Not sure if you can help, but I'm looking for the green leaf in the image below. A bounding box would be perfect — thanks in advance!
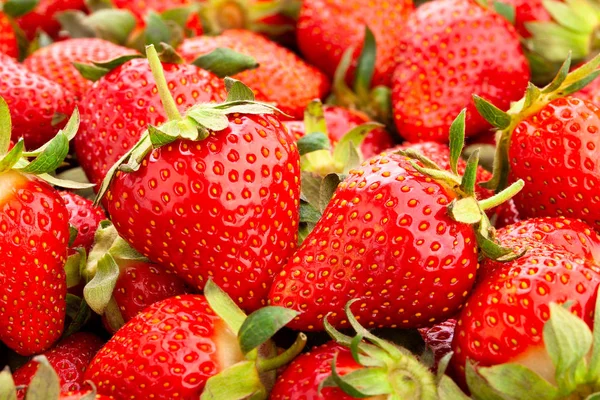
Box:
[159,118,201,141]
[103,297,125,333]
[448,197,482,225]
[299,202,322,224]
[73,62,110,82]
[561,70,600,96]
[542,54,571,94]
[2,0,39,18]
[144,11,172,47]
[329,354,371,398]
[465,361,508,400]
[64,249,85,288]
[0,97,12,155]
[83,253,120,315]
[588,288,600,379]
[332,122,382,171]
[297,132,330,156]
[204,279,247,334]
[149,125,178,147]
[0,367,17,400]
[460,149,480,195]
[476,229,522,262]
[200,361,263,400]
[479,363,559,400]
[522,83,542,113]
[330,367,391,397]
[354,25,376,98]
[493,1,516,24]
[586,394,600,400]
[224,78,255,102]
[0,139,24,173]
[59,9,137,45]
[438,375,471,400]
[192,48,258,78]
[161,5,197,28]
[473,95,512,130]
[304,100,327,136]
[64,294,92,337]
[25,357,60,400]
[24,108,80,157]
[36,173,96,190]
[19,132,69,175]
[448,109,466,175]
[92,54,142,71]
[186,107,230,132]
[543,0,594,33]
[238,306,298,354]
[301,172,341,214]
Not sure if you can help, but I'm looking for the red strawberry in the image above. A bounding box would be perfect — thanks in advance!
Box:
[392,0,529,142]
[285,105,395,159]
[75,58,226,186]
[269,112,524,331]
[296,0,414,87]
[59,191,106,252]
[85,283,305,399]
[418,319,456,374]
[476,56,600,231]
[0,12,18,58]
[14,0,86,40]
[0,52,75,149]
[483,0,551,38]
[12,332,104,398]
[177,30,331,119]
[23,38,138,100]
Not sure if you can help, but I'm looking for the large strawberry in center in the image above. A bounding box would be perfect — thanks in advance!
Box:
[96,45,301,312]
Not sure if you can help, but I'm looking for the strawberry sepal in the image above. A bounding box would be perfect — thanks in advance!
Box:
[57,9,137,46]
[192,47,259,78]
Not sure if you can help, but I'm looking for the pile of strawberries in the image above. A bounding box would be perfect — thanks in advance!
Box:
[2,0,600,399]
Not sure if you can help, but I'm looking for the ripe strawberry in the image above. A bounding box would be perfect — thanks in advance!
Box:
[14,0,86,40]
[23,38,138,100]
[296,0,413,87]
[12,332,104,398]
[75,58,226,186]
[85,282,305,399]
[285,105,395,159]
[269,111,524,331]
[482,0,551,38]
[476,55,600,231]
[418,319,456,374]
[392,0,529,142]
[177,30,331,119]
[59,191,106,252]
[0,12,18,58]
[0,52,75,149]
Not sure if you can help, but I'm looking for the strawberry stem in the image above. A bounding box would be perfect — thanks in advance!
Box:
[478,179,525,211]
[145,45,182,121]
[256,333,307,373]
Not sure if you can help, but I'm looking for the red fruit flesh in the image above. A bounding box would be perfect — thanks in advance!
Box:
[59,191,106,252]
[507,97,600,230]
[296,0,414,87]
[13,332,104,398]
[23,39,137,100]
[0,12,18,58]
[418,319,456,373]
[85,295,244,400]
[269,342,362,400]
[75,58,227,186]
[0,53,75,149]
[269,152,479,331]
[105,114,300,312]
[177,30,331,119]
[0,171,69,355]
[392,0,529,142]
[16,0,86,40]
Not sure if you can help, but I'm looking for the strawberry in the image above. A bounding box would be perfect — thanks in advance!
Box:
[296,0,413,87]
[74,57,227,186]
[85,281,305,399]
[481,0,551,38]
[12,332,104,398]
[59,191,106,252]
[475,55,600,231]
[285,105,395,159]
[269,111,525,331]
[0,52,75,149]
[0,101,92,356]
[94,45,301,311]
[0,11,18,58]
[12,0,86,40]
[23,38,138,100]
[177,30,331,119]
[418,319,456,374]
[391,0,529,142]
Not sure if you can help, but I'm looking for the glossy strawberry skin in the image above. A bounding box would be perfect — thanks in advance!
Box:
[418,319,456,373]
[177,30,331,119]
[0,12,18,58]
[507,96,600,231]
[269,152,479,331]
[284,105,395,158]
[24,39,137,100]
[75,59,226,186]
[59,192,106,252]
[107,260,188,332]
[269,342,361,400]
[495,0,551,38]
[13,332,104,398]
[296,0,414,87]
[105,114,300,311]
[451,244,600,386]
[392,0,529,142]
[0,53,75,149]
[0,172,69,356]
[85,295,242,400]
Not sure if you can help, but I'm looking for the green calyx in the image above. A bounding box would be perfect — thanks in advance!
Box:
[57,8,137,45]
[1,0,39,18]
[475,52,600,193]
[397,109,525,262]
[201,280,306,400]
[0,97,94,189]
[467,288,600,400]
[328,26,394,131]
[95,44,282,204]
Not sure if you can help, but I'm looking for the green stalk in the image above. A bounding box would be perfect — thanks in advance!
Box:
[478,179,525,211]
[145,45,182,121]
[256,333,307,372]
